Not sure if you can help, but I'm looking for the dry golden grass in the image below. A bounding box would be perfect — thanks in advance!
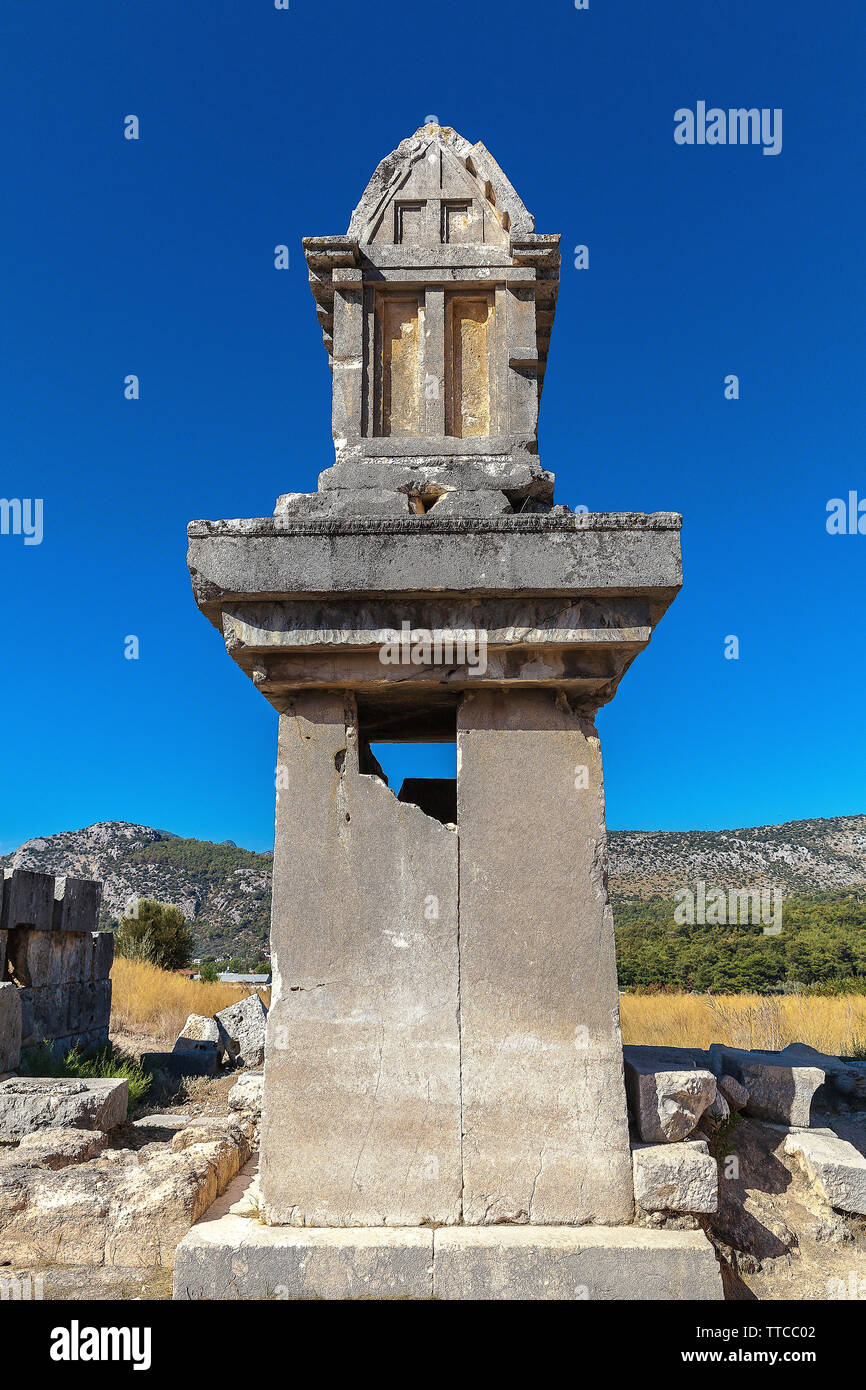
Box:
[110,957,270,1049]
[620,992,866,1056]
[111,958,866,1059]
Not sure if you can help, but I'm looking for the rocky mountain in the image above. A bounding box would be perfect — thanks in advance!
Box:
[607,816,866,897]
[3,815,865,956]
[0,823,272,959]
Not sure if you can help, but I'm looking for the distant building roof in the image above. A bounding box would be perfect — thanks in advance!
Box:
[218,972,271,985]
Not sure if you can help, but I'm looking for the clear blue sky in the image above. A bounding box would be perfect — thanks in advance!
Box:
[1,0,863,853]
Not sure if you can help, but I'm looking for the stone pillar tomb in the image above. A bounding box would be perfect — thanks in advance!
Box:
[175,125,721,1300]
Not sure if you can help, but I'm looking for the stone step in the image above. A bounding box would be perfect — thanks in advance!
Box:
[173,1220,722,1301]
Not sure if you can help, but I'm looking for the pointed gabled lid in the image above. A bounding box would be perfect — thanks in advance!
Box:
[347,124,535,245]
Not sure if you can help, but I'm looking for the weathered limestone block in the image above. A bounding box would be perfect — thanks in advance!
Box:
[30,985,69,1041]
[174,1219,435,1300]
[143,1049,220,1079]
[15,1126,108,1169]
[91,931,115,980]
[632,1140,719,1214]
[427,489,513,516]
[52,876,102,933]
[316,456,543,497]
[215,994,268,1068]
[432,1226,723,1301]
[0,983,22,1072]
[59,932,88,983]
[457,689,634,1225]
[2,870,55,931]
[7,929,53,988]
[71,979,106,1036]
[0,1077,128,1141]
[260,692,462,1227]
[709,1045,824,1126]
[274,488,412,519]
[718,1073,750,1112]
[780,1042,866,1099]
[706,1090,730,1122]
[627,1070,717,1144]
[17,987,35,1047]
[783,1131,866,1215]
[174,1013,226,1064]
[228,1072,263,1119]
[0,1118,252,1267]
[90,977,112,1032]
[624,1048,717,1143]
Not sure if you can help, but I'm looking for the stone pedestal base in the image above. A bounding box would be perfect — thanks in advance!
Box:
[173,1200,722,1301]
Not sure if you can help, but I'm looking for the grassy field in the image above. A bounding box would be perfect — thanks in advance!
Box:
[110,957,270,1047]
[110,957,866,1059]
[620,992,866,1057]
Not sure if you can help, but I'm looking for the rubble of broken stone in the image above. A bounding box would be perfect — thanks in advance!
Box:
[141,992,267,1079]
[623,1041,866,1230]
[0,995,266,1269]
[0,1074,257,1268]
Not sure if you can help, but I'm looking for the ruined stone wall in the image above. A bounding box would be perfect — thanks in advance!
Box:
[0,869,113,1068]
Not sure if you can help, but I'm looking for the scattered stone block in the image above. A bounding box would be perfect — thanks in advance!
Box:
[783,1130,866,1215]
[706,1090,730,1122]
[0,1117,252,1267]
[780,1042,866,1099]
[15,1126,108,1169]
[718,1073,749,1112]
[142,1050,219,1079]
[0,983,22,1072]
[624,1047,717,1143]
[709,1044,824,1126]
[633,1139,719,1214]
[174,1014,226,1064]
[0,1077,128,1141]
[228,1072,263,1119]
[215,994,267,1069]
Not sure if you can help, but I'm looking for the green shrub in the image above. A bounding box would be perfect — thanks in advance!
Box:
[115,898,195,972]
[19,1041,151,1115]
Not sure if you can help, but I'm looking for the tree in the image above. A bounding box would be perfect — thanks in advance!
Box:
[198,960,219,982]
[115,899,194,972]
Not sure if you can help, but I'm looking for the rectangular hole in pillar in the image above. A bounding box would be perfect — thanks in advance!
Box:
[357,699,457,827]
